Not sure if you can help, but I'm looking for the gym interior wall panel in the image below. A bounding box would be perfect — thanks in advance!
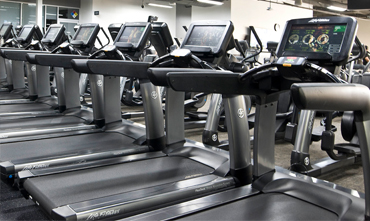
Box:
[79,0,93,24]
[231,0,313,42]
[355,19,370,49]
[90,0,176,44]
[176,4,191,40]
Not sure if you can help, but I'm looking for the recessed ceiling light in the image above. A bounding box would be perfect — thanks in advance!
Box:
[147,3,173,8]
[327,6,346,12]
[197,0,224,6]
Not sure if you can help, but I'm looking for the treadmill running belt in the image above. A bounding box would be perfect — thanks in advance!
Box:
[0,115,85,130]
[23,156,214,215]
[0,103,53,112]
[178,193,338,220]
[0,132,134,162]
[0,93,25,100]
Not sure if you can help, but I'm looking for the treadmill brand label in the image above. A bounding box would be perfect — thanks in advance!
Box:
[0,134,8,139]
[22,163,50,170]
[31,65,36,72]
[85,209,120,220]
[237,108,245,118]
[97,80,103,87]
[151,91,158,99]
[308,19,330,23]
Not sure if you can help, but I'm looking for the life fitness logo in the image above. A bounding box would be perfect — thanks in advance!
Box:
[308,19,330,23]
[71,10,78,19]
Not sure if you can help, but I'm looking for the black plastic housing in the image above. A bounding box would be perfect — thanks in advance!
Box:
[0,22,13,41]
[41,24,66,50]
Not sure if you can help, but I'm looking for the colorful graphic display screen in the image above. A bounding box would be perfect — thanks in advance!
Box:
[118,26,146,44]
[284,24,347,54]
[185,25,226,47]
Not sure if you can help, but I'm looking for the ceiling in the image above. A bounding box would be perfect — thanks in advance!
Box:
[293,0,370,19]
[155,0,370,19]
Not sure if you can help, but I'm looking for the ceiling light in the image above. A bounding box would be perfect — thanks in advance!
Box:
[197,0,224,6]
[147,3,173,8]
[327,6,346,12]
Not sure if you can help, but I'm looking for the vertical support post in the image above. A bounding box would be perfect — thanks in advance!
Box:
[5,59,13,90]
[223,94,252,185]
[203,93,222,145]
[63,68,80,109]
[25,62,37,100]
[0,56,6,80]
[89,74,105,126]
[79,73,88,103]
[36,65,51,97]
[355,113,370,219]
[141,79,166,150]
[12,60,25,89]
[165,88,185,145]
[54,67,66,112]
[253,101,278,177]
[103,75,121,124]
[36,0,43,29]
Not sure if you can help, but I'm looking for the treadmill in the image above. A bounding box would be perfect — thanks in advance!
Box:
[0,22,15,90]
[0,22,166,185]
[0,24,42,100]
[124,16,370,220]
[15,20,242,220]
[0,24,105,140]
[0,24,66,114]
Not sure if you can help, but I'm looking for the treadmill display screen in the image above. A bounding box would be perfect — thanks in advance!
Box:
[284,24,347,54]
[74,26,95,41]
[44,27,59,40]
[0,25,9,36]
[185,25,226,47]
[118,26,146,44]
[19,27,32,38]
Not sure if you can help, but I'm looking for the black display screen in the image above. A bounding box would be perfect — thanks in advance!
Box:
[0,25,9,36]
[185,25,226,47]
[284,24,347,54]
[44,27,59,40]
[74,26,95,41]
[19,27,32,38]
[118,26,145,44]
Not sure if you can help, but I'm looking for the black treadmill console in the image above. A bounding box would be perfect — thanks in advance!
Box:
[180,20,234,58]
[71,23,100,54]
[150,22,173,57]
[108,23,123,41]
[41,24,66,50]
[16,24,42,47]
[276,17,357,65]
[114,22,152,59]
[0,23,13,42]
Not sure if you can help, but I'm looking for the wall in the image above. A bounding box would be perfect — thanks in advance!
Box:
[231,0,313,42]
[80,0,93,24]
[176,4,191,40]
[90,0,176,44]
[356,19,370,48]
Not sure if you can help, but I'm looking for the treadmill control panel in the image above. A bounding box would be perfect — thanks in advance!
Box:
[277,16,357,65]
[181,20,234,57]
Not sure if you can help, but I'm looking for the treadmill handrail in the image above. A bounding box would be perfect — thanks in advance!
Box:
[26,53,88,68]
[291,82,370,218]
